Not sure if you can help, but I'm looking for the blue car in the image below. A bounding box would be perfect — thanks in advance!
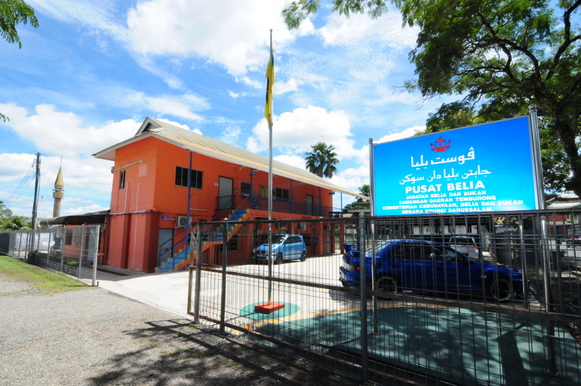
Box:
[253,234,307,264]
[339,239,526,301]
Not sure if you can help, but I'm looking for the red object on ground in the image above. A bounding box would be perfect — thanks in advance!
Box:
[254,302,285,314]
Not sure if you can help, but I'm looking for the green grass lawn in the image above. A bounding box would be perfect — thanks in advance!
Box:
[0,255,91,294]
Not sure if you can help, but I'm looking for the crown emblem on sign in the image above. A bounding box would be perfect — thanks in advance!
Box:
[431,136,451,152]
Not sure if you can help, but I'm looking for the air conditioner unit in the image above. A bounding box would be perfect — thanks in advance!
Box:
[176,216,189,228]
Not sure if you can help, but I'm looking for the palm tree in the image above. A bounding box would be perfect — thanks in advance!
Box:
[0,216,30,231]
[0,200,13,219]
[305,142,339,179]
[344,184,370,210]
[358,184,370,198]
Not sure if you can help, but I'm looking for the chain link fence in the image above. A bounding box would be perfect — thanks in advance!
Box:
[0,225,101,284]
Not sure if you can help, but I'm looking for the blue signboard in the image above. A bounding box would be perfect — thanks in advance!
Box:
[372,116,542,216]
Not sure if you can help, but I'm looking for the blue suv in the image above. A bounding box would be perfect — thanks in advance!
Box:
[253,234,307,264]
[339,239,526,301]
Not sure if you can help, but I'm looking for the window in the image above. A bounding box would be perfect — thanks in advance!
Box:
[64,230,73,246]
[241,182,251,196]
[392,243,433,261]
[175,166,203,189]
[218,235,238,252]
[227,235,238,252]
[119,170,126,190]
[274,187,289,201]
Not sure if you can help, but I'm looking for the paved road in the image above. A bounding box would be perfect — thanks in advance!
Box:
[0,265,364,386]
[88,255,346,321]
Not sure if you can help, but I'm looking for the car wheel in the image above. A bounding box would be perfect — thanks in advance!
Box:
[275,253,283,264]
[489,277,514,302]
[300,251,307,261]
[376,276,398,299]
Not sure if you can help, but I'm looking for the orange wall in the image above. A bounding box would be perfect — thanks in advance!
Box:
[110,137,333,219]
[106,136,335,272]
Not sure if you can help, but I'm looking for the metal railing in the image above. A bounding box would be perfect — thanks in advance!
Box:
[215,194,337,217]
[187,210,581,385]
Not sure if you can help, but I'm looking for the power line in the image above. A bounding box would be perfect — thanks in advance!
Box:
[3,158,37,208]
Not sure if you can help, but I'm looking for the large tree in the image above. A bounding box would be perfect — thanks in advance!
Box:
[305,142,339,178]
[284,1,581,195]
[0,0,38,122]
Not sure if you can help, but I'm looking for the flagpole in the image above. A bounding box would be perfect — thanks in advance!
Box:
[266,29,274,303]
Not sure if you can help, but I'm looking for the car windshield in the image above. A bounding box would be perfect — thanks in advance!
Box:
[272,235,286,244]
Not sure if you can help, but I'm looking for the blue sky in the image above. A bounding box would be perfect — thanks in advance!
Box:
[0,0,452,218]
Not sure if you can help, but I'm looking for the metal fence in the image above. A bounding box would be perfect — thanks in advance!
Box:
[187,210,581,385]
[0,225,101,284]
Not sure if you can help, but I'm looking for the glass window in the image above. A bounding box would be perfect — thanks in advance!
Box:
[241,182,251,196]
[119,170,126,190]
[64,230,73,245]
[274,187,289,201]
[175,166,203,189]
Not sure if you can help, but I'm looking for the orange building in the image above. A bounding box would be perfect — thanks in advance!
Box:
[94,117,360,273]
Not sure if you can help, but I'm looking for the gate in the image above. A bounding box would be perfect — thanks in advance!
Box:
[186,211,581,384]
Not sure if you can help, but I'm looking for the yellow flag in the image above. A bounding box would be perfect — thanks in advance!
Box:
[264,37,274,126]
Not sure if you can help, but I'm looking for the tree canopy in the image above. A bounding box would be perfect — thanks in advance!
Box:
[284,0,581,196]
[344,184,370,210]
[0,0,38,122]
[0,215,31,231]
[0,201,30,231]
[0,200,13,219]
[305,142,339,178]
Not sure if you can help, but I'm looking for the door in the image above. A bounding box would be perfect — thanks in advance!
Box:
[218,177,233,210]
[158,228,174,267]
[306,195,313,215]
[389,242,437,294]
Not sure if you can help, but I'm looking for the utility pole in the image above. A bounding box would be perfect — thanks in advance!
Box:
[30,152,41,255]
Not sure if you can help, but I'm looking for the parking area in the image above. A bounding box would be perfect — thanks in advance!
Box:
[88,254,578,385]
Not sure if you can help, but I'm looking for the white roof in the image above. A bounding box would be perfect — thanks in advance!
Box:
[94,117,365,199]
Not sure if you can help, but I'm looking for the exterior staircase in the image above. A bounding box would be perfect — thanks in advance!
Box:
[155,209,249,273]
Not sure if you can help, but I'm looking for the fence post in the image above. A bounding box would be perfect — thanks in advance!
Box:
[17,232,22,259]
[193,221,203,322]
[358,212,368,381]
[92,225,100,287]
[220,220,228,333]
[47,231,52,266]
[370,218,380,335]
[518,222,529,309]
[540,216,559,376]
[78,226,86,280]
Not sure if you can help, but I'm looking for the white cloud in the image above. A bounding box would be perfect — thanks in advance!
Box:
[0,103,138,157]
[376,125,425,144]
[27,0,129,43]
[332,165,370,194]
[318,11,418,48]
[248,105,357,160]
[274,154,305,169]
[154,118,203,135]
[126,0,306,76]
[144,97,204,120]
[0,153,113,218]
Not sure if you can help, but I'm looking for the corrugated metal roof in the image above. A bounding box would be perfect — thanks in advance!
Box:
[94,117,366,199]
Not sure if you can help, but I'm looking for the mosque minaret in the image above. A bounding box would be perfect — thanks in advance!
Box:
[52,165,64,218]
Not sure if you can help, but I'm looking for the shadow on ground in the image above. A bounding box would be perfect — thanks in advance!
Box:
[87,318,363,386]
